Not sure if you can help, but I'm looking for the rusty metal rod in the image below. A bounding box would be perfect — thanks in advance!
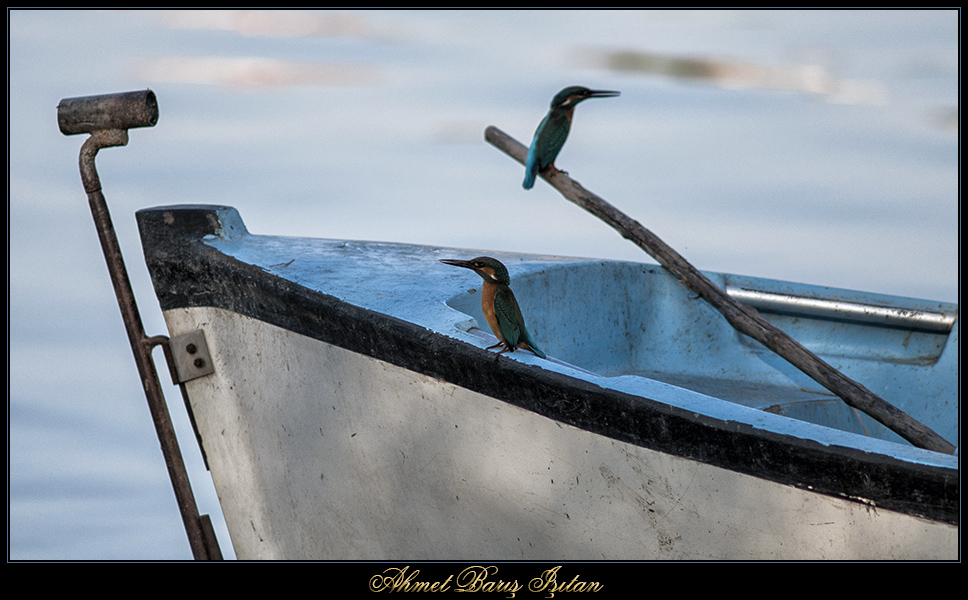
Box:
[58,90,219,558]
[485,125,955,455]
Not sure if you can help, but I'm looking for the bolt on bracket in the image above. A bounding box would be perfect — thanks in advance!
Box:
[169,329,215,383]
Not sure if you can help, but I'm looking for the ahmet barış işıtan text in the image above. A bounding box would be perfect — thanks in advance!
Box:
[369,565,603,597]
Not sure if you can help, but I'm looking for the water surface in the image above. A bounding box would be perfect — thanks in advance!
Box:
[9,9,958,559]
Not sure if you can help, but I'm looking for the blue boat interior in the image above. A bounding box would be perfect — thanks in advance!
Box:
[445,261,958,448]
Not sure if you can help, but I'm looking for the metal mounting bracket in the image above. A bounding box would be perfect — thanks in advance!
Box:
[169,329,215,383]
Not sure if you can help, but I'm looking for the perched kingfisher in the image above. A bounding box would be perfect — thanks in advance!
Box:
[440,256,546,359]
[523,86,620,189]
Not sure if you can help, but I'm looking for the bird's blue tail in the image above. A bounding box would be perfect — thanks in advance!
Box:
[522,168,536,190]
[523,332,546,358]
[522,134,539,189]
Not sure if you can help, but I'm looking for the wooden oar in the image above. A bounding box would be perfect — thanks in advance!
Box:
[485,125,955,455]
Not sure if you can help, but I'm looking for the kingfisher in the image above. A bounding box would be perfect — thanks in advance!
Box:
[440,256,547,359]
[523,86,620,189]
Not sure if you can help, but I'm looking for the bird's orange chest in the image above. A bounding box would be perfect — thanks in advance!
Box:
[479,281,504,343]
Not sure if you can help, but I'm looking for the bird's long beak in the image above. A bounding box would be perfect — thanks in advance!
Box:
[439,258,476,270]
[588,89,620,99]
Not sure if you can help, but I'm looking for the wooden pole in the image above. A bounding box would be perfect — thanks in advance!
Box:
[485,125,955,455]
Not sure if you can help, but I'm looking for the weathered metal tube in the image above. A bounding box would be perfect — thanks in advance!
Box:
[57,89,158,135]
[725,285,956,333]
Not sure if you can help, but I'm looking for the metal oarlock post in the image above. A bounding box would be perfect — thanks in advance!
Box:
[58,90,221,559]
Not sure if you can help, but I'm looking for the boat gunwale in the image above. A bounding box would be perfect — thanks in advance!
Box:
[137,205,959,526]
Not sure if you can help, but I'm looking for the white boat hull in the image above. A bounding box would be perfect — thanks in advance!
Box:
[165,306,956,560]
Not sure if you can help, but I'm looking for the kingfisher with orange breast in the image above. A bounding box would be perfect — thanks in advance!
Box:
[522,86,620,189]
[440,256,546,359]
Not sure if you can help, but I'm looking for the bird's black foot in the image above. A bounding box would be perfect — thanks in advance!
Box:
[486,342,513,360]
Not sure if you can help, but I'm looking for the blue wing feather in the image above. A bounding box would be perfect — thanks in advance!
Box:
[494,287,546,358]
[523,110,571,190]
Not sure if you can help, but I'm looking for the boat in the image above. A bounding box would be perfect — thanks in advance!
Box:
[136,204,958,560]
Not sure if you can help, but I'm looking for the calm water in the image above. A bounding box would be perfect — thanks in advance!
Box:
[9,10,958,559]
